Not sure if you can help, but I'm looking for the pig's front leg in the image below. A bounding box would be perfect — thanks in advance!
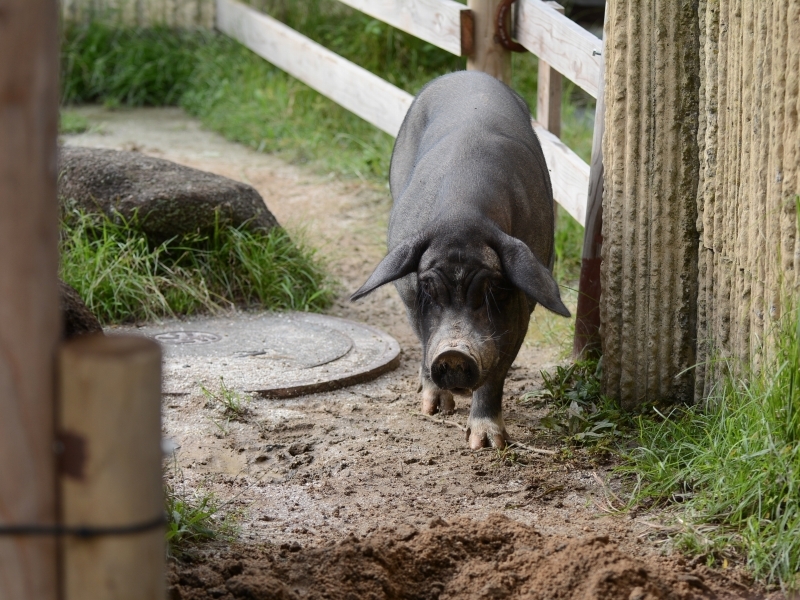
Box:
[419,366,455,415]
[466,373,509,449]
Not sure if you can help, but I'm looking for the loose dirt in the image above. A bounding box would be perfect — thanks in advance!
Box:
[64,107,779,600]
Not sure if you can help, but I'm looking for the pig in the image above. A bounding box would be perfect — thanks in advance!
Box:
[351,71,570,449]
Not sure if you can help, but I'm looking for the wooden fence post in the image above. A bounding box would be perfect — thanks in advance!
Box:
[60,335,164,600]
[572,51,605,358]
[536,1,564,137]
[467,0,512,83]
[536,1,564,232]
[0,1,61,598]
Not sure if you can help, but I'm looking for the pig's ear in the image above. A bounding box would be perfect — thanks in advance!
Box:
[350,235,428,301]
[495,231,571,317]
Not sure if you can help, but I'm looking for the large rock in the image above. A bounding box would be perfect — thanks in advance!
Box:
[59,280,103,339]
[58,146,279,239]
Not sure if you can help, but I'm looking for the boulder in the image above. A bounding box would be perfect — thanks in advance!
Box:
[58,146,279,239]
[59,280,103,339]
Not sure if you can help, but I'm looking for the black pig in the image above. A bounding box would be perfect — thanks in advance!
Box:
[352,71,570,449]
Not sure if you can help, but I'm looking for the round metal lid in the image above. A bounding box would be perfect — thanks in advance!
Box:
[117,312,400,398]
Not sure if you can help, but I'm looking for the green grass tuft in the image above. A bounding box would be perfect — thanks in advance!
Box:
[622,306,800,589]
[201,377,252,420]
[61,21,210,106]
[59,210,335,324]
[60,110,91,134]
[164,468,239,557]
[522,358,633,449]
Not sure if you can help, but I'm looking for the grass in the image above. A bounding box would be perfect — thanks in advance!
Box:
[60,4,595,283]
[61,22,208,107]
[59,110,91,134]
[621,306,800,590]
[201,377,252,420]
[59,209,335,324]
[521,357,634,450]
[525,286,579,354]
[164,461,239,557]
[165,482,226,556]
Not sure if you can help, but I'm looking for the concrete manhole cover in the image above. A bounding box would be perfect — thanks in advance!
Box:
[118,313,400,398]
[154,331,221,345]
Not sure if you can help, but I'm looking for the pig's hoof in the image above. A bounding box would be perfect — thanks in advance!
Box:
[421,387,455,415]
[466,417,508,450]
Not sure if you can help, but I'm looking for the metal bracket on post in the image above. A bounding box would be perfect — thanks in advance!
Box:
[495,0,526,52]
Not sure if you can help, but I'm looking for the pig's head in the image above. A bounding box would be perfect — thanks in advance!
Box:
[351,223,570,393]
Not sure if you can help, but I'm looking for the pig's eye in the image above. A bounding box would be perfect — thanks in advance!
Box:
[418,278,437,303]
[485,281,512,306]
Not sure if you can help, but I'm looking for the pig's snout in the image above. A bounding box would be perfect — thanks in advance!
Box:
[430,348,479,392]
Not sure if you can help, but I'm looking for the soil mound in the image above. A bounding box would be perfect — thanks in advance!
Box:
[170,514,758,600]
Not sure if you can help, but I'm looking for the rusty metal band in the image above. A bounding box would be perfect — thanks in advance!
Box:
[495,0,527,52]
[0,514,166,538]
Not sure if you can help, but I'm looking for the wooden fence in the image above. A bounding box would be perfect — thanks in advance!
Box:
[215,0,603,229]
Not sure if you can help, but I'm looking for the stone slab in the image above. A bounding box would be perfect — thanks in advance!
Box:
[114,313,400,398]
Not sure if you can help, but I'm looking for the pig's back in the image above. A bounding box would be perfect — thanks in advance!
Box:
[388,71,552,256]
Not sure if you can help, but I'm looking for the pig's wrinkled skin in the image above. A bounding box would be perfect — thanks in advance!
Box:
[352,71,570,449]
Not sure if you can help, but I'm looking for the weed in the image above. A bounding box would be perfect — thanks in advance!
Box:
[622,305,800,589]
[60,110,91,134]
[494,445,523,467]
[522,358,633,448]
[164,459,239,556]
[210,418,232,439]
[59,209,335,324]
[201,377,252,420]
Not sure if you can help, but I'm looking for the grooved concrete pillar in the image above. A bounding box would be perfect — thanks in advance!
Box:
[695,0,800,397]
[600,0,701,408]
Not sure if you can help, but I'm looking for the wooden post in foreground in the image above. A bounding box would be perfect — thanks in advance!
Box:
[0,0,61,598]
[467,0,512,84]
[60,335,164,600]
[573,52,605,359]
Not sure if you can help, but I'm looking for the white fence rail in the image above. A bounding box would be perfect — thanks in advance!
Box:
[336,0,472,56]
[515,0,602,98]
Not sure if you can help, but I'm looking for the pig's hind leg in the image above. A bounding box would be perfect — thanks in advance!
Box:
[466,374,509,449]
[419,366,455,415]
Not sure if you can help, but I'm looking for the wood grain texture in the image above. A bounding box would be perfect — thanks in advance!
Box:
[573,50,605,358]
[532,121,590,227]
[0,1,60,598]
[217,0,414,137]
[515,0,602,98]
[336,0,470,56]
[536,1,564,136]
[60,335,164,600]
[466,0,511,83]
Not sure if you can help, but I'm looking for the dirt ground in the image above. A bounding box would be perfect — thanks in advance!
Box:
[64,107,780,600]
